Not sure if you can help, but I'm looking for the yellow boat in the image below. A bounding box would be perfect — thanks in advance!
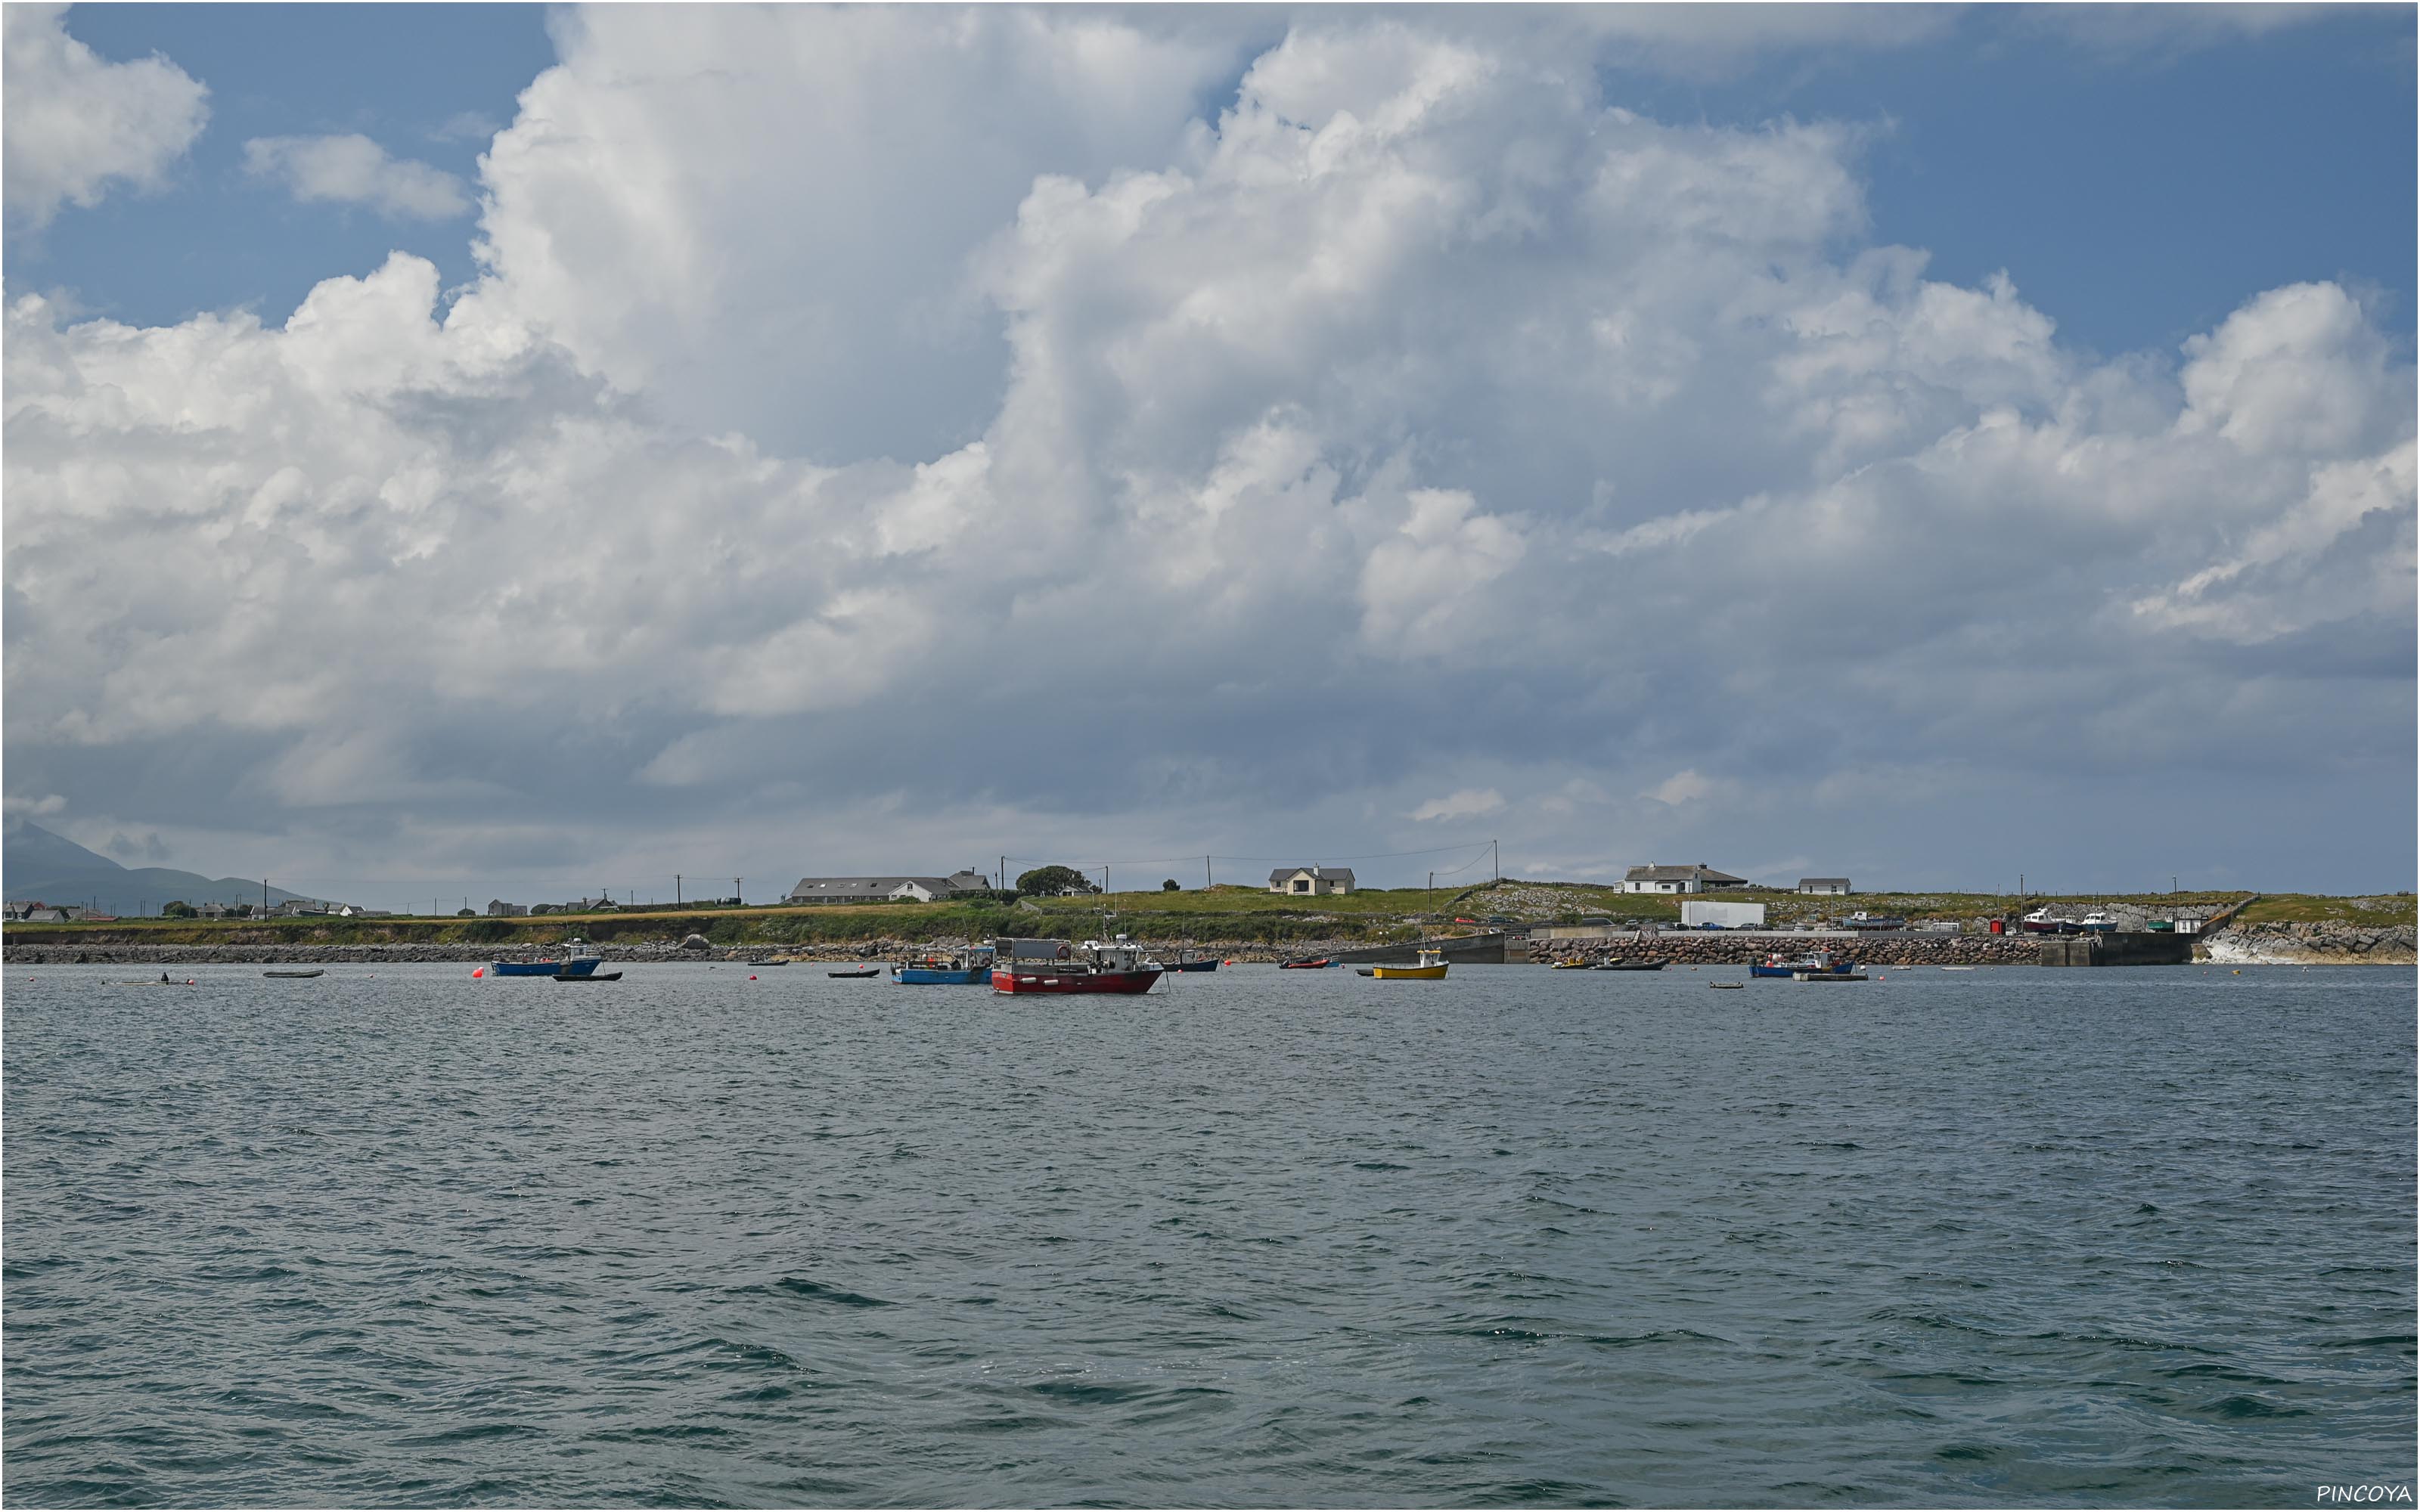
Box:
[1369,948,1449,981]
[1550,956,1592,969]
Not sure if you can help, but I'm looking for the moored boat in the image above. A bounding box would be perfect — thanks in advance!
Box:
[494,938,603,977]
[1751,949,1854,979]
[1159,956,1219,972]
[893,947,996,985]
[2077,910,2118,933]
[990,937,1162,995]
[1596,959,1665,971]
[263,968,324,978]
[1369,949,1448,981]
[1279,958,1333,969]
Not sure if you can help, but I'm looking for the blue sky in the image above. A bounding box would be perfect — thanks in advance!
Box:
[4,5,2413,907]
[7,4,553,324]
[14,5,2412,359]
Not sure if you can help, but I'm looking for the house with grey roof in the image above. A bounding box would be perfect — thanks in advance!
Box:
[1268,866,1356,896]
[1621,863,1749,894]
[786,869,992,905]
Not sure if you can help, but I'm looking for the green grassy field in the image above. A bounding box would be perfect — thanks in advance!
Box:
[2234,894,2415,928]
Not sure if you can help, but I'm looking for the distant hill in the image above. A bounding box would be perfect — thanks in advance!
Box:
[2,818,309,917]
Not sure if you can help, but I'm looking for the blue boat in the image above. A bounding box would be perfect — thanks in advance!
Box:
[492,938,603,977]
[892,949,995,985]
[1751,949,1854,979]
[1160,956,1219,973]
[492,956,602,977]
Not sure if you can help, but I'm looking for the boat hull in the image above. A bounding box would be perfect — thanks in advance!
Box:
[493,958,600,978]
[892,965,992,984]
[1162,959,1219,973]
[1279,959,1333,970]
[991,967,1162,995]
[1369,963,1447,980]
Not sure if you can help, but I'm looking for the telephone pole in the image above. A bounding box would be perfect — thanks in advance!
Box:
[1492,839,1500,884]
[675,874,681,905]
[734,878,742,906]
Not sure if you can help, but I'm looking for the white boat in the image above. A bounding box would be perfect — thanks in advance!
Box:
[2077,910,2118,933]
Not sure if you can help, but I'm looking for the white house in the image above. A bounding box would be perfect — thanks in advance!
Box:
[1268,866,1355,896]
[1621,863,1748,894]
[1797,878,1852,895]
[787,869,992,905]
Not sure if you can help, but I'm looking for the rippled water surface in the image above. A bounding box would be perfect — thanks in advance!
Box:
[5,962,2412,1506]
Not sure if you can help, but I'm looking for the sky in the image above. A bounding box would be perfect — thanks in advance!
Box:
[3,2,2414,910]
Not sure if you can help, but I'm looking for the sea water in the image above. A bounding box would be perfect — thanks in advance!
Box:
[4,962,2412,1506]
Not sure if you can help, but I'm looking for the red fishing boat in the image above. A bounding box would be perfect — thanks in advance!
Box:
[989,936,1162,995]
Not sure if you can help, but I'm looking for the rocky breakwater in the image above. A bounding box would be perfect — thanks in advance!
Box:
[2201,922,2417,965]
[1526,933,2040,967]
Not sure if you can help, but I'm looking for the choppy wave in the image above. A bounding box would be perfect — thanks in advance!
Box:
[4,962,2412,1505]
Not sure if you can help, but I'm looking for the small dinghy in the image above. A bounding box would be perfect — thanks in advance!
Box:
[828,967,880,978]
[262,968,325,978]
[555,970,622,981]
[1708,981,1745,990]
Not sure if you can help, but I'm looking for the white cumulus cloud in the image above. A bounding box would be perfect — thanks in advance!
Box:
[2,9,2410,902]
[2,2,207,228]
[244,133,471,220]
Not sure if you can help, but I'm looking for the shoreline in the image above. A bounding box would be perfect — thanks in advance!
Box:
[9,937,2408,967]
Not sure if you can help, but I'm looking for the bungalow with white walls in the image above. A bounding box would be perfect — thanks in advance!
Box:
[1268,866,1355,896]
[1621,863,1749,894]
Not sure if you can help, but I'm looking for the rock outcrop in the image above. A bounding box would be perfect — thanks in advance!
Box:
[2201,922,2417,965]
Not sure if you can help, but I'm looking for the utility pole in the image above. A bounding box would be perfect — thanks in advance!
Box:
[734,878,742,906]
[1205,855,1212,890]
[675,874,682,906]
[1428,870,1435,912]
[1493,839,1500,884]
[263,879,269,912]
[1100,864,1110,894]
